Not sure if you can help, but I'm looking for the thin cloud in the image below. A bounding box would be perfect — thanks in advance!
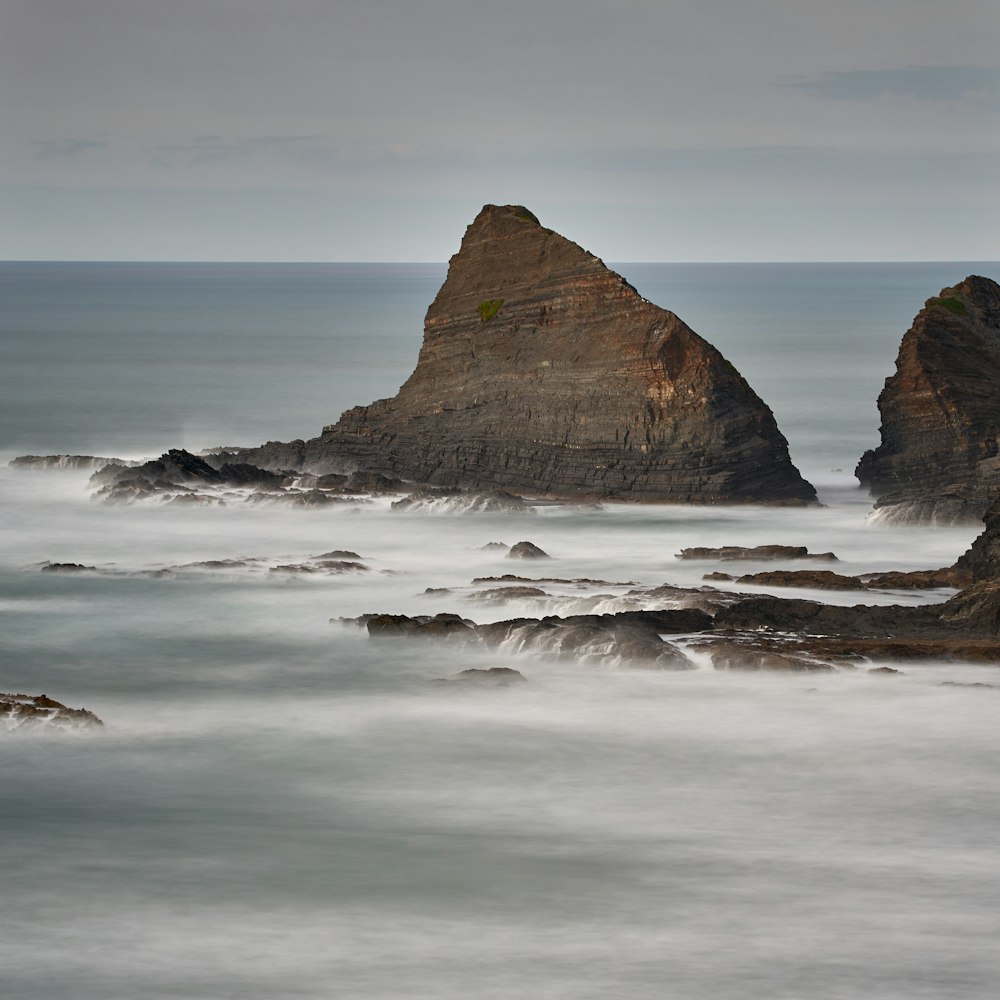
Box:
[780,65,1000,110]
[32,138,108,159]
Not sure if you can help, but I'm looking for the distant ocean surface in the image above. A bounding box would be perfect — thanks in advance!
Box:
[2,261,1000,999]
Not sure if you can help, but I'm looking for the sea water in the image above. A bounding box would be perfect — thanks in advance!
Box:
[2,261,1000,999]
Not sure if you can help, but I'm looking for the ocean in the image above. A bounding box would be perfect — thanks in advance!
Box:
[2,261,999,999]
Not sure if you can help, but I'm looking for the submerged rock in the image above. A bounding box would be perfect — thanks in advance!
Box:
[433,667,528,687]
[1,693,103,730]
[856,276,1000,523]
[223,205,815,504]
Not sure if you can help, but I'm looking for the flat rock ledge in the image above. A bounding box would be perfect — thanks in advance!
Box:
[2,693,103,731]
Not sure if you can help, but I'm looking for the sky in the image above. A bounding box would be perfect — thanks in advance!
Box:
[1,0,998,261]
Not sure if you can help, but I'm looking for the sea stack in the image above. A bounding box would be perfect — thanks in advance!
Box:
[234,205,815,503]
[856,275,1000,524]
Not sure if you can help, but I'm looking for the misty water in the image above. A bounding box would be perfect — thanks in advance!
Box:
[2,262,1000,998]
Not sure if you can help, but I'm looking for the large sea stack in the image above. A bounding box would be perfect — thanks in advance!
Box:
[856,275,1000,524]
[232,205,815,503]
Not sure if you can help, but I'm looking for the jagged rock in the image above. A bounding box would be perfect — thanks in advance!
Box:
[222,205,815,504]
[507,541,550,559]
[677,545,837,561]
[312,549,362,560]
[703,572,735,582]
[480,542,510,551]
[1,692,103,730]
[91,449,286,492]
[856,276,1000,523]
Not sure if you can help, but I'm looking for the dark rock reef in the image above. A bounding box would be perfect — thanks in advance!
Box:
[2,693,103,731]
[856,276,1000,523]
[222,205,815,504]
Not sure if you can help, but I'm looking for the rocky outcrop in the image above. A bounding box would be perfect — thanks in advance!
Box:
[347,608,712,669]
[732,567,969,592]
[954,495,1000,583]
[856,276,1000,523]
[2,693,103,730]
[224,205,815,504]
[677,545,837,562]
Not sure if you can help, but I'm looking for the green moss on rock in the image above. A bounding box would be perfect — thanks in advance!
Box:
[478,298,504,322]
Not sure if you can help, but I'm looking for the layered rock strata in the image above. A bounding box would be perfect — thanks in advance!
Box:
[224,205,815,504]
[856,276,1000,523]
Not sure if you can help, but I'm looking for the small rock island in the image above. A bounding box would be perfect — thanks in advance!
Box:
[228,205,816,504]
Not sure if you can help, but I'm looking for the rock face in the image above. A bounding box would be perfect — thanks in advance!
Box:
[228,205,815,504]
[856,276,1000,523]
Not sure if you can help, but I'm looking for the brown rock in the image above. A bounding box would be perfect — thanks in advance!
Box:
[856,276,1000,523]
[226,205,815,504]
[1,693,103,730]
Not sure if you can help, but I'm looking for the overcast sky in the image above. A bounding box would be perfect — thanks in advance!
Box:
[2,0,998,261]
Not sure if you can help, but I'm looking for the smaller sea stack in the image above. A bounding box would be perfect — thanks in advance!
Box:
[856,275,1000,523]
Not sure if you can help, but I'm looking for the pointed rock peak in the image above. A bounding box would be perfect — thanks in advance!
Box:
[228,206,816,505]
[922,275,1000,325]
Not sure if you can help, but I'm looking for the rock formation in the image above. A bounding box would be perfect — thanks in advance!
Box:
[223,205,815,504]
[856,275,1000,523]
[2,693,103,730]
